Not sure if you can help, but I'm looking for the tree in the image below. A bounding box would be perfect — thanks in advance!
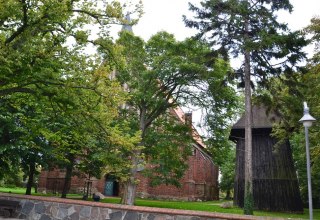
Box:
[107,30,236,205]
[219,146,236,200]
[40,64,140,198]
[306,17,320,63]
[0,96,26,180]
[0,0,122,94]
[303,17,320,208]
[194,60,240,202]
[0,0,142,192]
[254,71,320,208]
[254,16,320,208]
[12,94,55,195]
[142,113,193,187]
[184,0,308,214]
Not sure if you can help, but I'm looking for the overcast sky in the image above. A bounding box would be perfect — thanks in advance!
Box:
[131,0,319,42]
[116,0,320,129]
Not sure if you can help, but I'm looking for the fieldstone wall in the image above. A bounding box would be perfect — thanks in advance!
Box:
[0,193,286,220]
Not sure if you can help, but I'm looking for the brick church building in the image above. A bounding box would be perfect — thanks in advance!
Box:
[38,107,219,201]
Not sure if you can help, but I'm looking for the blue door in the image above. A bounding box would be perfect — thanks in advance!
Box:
[104,180,114,196]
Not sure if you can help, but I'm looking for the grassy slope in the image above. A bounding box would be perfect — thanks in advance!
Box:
[1,187,319,219]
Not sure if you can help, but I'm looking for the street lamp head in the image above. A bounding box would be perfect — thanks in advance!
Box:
[299,102,316,127]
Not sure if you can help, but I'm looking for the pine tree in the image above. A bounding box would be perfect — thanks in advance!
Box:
[184,0,307,214]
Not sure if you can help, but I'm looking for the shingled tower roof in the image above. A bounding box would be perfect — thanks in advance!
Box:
[232,105,279,129]
[230,105,280,140]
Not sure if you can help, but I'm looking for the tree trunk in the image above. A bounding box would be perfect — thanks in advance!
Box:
[226,189,231,200]
[121,175,137,205]
[122,138,143,205]
[61,162,73,198]
[243,45,253,214]
[122,107,147,205]
[121,149,141,205]
[25,161,35,195]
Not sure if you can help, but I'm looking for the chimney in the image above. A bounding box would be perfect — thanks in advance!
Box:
[185,112,193,127]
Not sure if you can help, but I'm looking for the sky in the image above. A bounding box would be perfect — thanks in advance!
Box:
[117,0,320,70]
[130,0,319,42]
[116,0,320,130]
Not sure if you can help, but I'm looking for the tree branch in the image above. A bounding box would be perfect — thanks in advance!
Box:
[5,0,29,44]
[0,87,35,96]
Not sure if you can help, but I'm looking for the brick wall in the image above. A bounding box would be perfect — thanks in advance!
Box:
[38,145,219,201]
[94,144,219,201]
[135,145,219,201]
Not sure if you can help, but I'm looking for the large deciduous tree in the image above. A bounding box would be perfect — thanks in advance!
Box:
[106,30,236,205]
[0,0,123,96]
[304,19,320,207]
[0,0,142,193]
[184,0,307,214]
[38,65,139,198]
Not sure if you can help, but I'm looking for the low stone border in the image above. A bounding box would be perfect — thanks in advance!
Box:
[0,193,293,220]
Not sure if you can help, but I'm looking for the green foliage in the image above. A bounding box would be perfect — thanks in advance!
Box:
[0,169,24,188]
[184,0,307,86]
[293,64,320,207]
[110,30,239,204]
[195,59,241,166]
[254,15,320,204]
[305,17,320,63]
[255,71,320,207]
[0,0,143,193]
[143,115,193,187]
[219,147,236,199]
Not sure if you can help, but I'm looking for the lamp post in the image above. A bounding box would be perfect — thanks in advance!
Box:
[299,102,316,220]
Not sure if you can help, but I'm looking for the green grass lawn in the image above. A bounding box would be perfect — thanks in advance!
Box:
[0,186,82,198]
[93,197,320,219]
[1,187,318,219]
[0,186,31,194]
